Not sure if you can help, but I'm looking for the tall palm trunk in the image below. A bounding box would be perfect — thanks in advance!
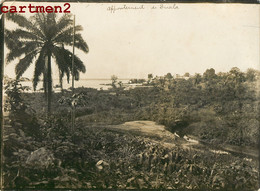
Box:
[45,53,52,114]
[59,70,63,94]
[43,72,47,100]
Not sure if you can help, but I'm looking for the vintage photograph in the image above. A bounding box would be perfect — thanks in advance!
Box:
[1,2,259,190]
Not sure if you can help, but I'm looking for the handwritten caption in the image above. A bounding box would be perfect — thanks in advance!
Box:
[107,4,179,14]
[0,3,178,14]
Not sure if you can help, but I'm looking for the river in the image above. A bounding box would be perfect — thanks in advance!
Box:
[20,79,130,92]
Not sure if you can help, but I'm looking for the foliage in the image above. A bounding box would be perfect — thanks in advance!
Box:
[111,75,118,88]
[129,78,146,84]
[4,122,258,189]
[4,80,40,137]
[3,67,259,189]
[59,92,88,108]
[23,67,259,146]
[4,79,30,115]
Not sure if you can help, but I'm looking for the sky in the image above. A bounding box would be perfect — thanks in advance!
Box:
[3,2,260,79]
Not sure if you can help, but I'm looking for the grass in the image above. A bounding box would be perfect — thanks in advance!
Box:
[3,83,259,190]
[3,117,259,190]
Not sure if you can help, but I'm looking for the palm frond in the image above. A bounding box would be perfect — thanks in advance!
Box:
[45,13,59,40]
[74,70,80,81]
[54,33,89,53]
[57,47,86,72]
[66,70,70,83]
[59,70,64,87]
[55,14,73,34]
[6,41,42,63]
[73,52,86,73]
[33,48,46,90]
[52,25,83,42]
[74,34,89,53]
[52,46,71,83]
[15,50,39,79]
[6,28,43,42]
[33,13,48,39]
[47,12,57,23]
[4,29,23,50]
[6,13,45,40]
[52,46,86,83]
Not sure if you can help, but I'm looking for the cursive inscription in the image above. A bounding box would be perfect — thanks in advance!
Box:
[107,4,179,13]
[107,5,145,14]
[152,4,179,10]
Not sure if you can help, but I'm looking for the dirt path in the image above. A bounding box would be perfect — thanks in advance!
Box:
[105,121,205,150]
[102,121,180,149]
[78,118,257,159]
[105,120,258,159]
[107,121,178,144]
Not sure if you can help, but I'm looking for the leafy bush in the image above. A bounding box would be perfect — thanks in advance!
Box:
[4,80,40,137]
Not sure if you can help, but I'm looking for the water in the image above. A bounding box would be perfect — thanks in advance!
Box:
[20,79,130,92]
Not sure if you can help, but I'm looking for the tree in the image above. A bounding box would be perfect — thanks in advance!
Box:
[147,73,153,84]
[228,67,245,84]
[194,73,202,85]
[165,73,173,79]
[111,75,118,88]
[184,72,190,78]
[148,74,153,80]
[246,68,257,82]
[5,13,89,113]
[203,68,216,81]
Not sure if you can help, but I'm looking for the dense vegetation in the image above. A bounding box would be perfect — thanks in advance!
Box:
[25,67,259,146]
[3,67,260,189]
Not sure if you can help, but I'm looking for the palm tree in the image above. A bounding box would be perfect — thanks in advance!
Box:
[5,13,89,113]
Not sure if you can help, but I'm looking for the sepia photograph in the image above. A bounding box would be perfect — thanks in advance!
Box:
[0,1,259,190]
